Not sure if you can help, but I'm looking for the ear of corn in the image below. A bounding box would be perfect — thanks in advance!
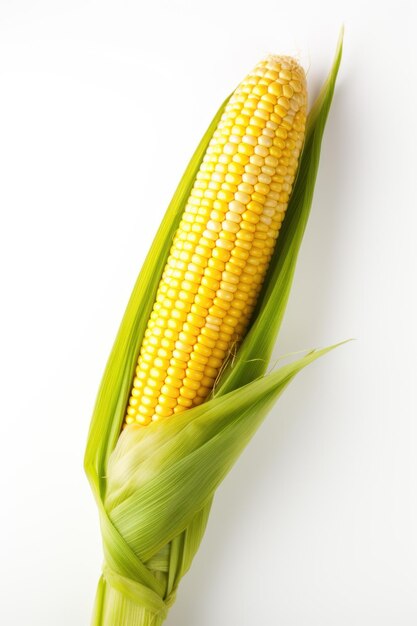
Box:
[85,33,343,626]
[124,57,307,426]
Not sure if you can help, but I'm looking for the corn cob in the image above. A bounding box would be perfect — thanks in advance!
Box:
[124,56,307,427]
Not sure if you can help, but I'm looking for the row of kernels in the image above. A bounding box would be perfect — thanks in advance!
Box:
[151,85,267,414]
[128,183,216,422]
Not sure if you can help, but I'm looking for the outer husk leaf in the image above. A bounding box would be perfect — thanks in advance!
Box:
[86,33,343,626]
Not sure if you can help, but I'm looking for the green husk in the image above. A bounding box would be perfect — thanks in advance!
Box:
[85,33,343,626]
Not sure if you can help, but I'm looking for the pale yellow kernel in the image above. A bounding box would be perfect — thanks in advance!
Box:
[228,201,245,215]
[158,393,178,409]
[198,287,216,304]
[205,366,218,378]
[220,281,237,293]
[186,368,204,382]
[258,99,274,113]
[190,303,207,319]
[246,124,262,137]
[265,58,280,71]
[265,69,279,80]
[277,96,290,110]
[165,317,181,333]
[201,327,218,342]
[206,257,224,280]
[228,134,241,145]
[216,288,234,302]
[238,182,254,195]
[171,348,188,362]
[268,82,283,97]
[242,209,260,225]
[212,346,227,359]
[245,97,258,111]
[258,135,273,148]
[253,84,267,96]
[210,209,225,221]
[212,297,229,312]
[203,229,217,241]
[218,189,235,202]
[165,375,182,388]
[184,322,201,337]
[225,210,241,224]
[177,396,193,408]
[187,358,206,372]
[231,247,249,260]
[209,304,227,318]
[233,153,250,166]
[180,386,197,400]
[193,342,211,358]
[253,109,269,124]
[193,294,211,310]
[201,276,219,291]
[195,244,212,258]
[238,142,254,156]
[232,115,246,129]
[172,307,188,322]
[240,221,257,233]
[160,384,180,399]
[242,173,257,185]
[231,124,245,136]
[187,312,206,328]
[249,157,263,170]
[216,238,234,251]
[207,355,223,368]
[198,334,216,348]
[222,270,240,285]
[222,220,240,233]
[254,182,270,195]
[212,247,230,262]
[242,134,257,147]
[174,340,192,354]
[234,191,250,205]
[138,405,154,418]
[234,294,249,310]
[223,142,238,156]
[218,153,231,165]
[154,405,173,418]
[183,378,201,391]
[279,69,292,81]
[177,290,194,305]
[270,146,283,158]
[153,357,169,371]
[143,384,158,398]
[225,172,241,185]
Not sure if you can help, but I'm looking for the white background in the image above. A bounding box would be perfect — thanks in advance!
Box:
[1,1,416,624]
